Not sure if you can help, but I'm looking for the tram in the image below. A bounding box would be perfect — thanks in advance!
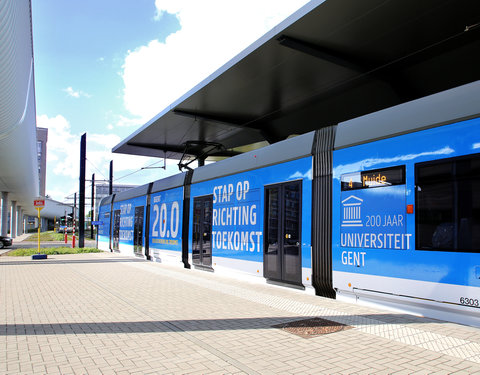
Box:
[98,81,480,326]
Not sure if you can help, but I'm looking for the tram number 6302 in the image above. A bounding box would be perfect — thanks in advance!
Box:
[152,201,180,238]
[460,297,479,307]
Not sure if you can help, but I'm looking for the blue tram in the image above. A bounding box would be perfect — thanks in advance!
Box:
[98,81,480,326]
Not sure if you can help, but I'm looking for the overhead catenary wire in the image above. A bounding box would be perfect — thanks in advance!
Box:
[86,158,108,180]
[113,159,167,182]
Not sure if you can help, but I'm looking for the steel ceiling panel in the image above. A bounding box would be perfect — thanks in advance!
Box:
[113,0,480,160]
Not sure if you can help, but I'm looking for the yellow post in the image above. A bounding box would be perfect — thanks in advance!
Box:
[36,206,44,254]
[37,207,41,253]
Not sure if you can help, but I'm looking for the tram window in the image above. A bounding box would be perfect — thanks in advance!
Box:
[416,153,480,252]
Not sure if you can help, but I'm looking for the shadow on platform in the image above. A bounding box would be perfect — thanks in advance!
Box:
[0,313,439,336]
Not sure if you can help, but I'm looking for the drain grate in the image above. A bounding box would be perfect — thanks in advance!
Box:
[272,317,352,338]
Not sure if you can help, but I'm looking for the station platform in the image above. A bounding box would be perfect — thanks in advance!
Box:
[1,252,480,374]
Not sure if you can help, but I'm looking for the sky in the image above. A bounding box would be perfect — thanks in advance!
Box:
[32,0,310,203]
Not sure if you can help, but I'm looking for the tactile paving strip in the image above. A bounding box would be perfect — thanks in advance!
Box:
[129,260,480,363]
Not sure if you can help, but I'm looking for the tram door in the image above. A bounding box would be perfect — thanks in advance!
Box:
[192,196,213,268]
[112,209,120,251]
[133,206,144,255]
[264,181,302,285]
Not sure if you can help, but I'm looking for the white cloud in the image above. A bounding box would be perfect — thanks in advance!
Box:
[110,114,143,129]
[37,114,175,201]
[37,3,312,202]
[89,133,122,150]
[37,114,77,157]
[63,86,91,99]
[104,111,144,130]
[122,0,310,121]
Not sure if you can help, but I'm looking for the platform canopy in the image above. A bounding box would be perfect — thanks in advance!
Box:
[113,0,480,163]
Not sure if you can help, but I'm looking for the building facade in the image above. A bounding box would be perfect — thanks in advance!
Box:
[0,0,39,237]
[36,127,48,197]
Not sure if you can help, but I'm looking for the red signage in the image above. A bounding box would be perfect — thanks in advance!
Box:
[33,199,45,207]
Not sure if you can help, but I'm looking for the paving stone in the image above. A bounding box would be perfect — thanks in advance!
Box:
[2,252,480,374]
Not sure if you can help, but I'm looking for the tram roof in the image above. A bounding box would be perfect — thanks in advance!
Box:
[113,0,480,161]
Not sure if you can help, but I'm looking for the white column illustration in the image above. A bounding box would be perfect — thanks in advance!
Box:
[341,196,363,227]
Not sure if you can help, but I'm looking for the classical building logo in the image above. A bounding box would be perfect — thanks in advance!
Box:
[341,195,363,227]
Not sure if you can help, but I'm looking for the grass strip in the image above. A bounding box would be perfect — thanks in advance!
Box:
[7,247,102,256]
[24,231,71,242]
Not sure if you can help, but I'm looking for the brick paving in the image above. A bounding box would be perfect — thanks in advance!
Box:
[1,252,480,374]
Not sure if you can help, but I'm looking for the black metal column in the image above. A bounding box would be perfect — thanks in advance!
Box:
[109,160,113,195]
[79,133,86,248]
[181,170,193,269]
[91,173,95,239]
[144,183,153,260]
[312,126,336,299]
[73,192,77,246]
